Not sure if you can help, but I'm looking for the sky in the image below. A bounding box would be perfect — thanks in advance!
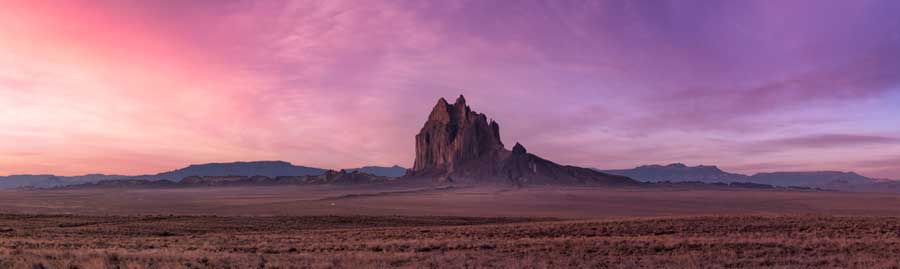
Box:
[1,0,899,178]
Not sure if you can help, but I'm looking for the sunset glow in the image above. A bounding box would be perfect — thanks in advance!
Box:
[1,0,899,178]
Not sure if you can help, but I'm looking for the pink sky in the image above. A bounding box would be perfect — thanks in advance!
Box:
[1,0,899,178]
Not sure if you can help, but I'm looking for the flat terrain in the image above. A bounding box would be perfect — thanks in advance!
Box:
[2,215,900,268]
[1,185,900,217]
[3,186,900,268]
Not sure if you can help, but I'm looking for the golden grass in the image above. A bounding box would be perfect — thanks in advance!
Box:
[1,215,900,268]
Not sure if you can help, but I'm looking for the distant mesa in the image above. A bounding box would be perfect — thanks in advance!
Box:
[748,171,872,187]
[601,163,880,188]
[0,174,129,189]
[174,169,391,186]
[139,161,406,181]
[142,161,327,181]
[405,95,636,186]
[601,163,748,183]
[64,170,391,189]
[0,162,407,189]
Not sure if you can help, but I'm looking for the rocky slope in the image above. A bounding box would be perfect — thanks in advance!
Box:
[405,95,636,186]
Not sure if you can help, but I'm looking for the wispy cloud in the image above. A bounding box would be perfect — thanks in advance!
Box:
[1,0,899,177]
[763,134,900,148]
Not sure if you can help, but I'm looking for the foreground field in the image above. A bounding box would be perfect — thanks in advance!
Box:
[3,186,900,268]
[1,215,900,268]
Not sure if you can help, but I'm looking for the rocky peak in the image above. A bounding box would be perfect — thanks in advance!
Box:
[428,98,452,123]
[455,94,466,105]
[453,95,468,119]
[412,95,505,176]
[512,142,527,155]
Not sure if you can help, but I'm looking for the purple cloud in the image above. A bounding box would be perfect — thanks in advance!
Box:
[758,134,900,149]
[3,0,900,178]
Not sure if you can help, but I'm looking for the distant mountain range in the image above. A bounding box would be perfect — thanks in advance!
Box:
[65,170,392,189]
[135,161,327,181]
[599,163,891,190]
[0,161,407,189]
[3,96,896,192]
[4,161,894,191]
[601,163,749,183]
[0,174,128,189]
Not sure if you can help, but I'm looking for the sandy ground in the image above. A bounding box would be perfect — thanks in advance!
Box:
[2,214,900,268]
[1,185,898,218]
[3,185,900,268]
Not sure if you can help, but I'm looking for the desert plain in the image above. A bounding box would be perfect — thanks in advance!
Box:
[2,185,900,268]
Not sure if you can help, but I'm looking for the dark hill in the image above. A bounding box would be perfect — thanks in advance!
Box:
[139,161,327,181]
[600,163,881,189]
[600,163,748,183]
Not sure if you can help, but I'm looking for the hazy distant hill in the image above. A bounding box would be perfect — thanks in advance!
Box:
[600,163,882,189]
[0,174,128,189]
[0,161,410,189]
[63,170,392,189]
[748,171,871,187]
[344,165,407,178]
[600,163,748,183]
[140,161,327,181]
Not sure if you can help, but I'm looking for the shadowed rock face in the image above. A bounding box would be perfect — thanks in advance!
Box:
[407,95,636,186]
[411,95,505,180]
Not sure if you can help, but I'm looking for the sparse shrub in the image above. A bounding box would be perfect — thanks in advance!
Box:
[2,215,900,268]
[106,253,122,269]
[198,256,210,266]
[155,231,176,237]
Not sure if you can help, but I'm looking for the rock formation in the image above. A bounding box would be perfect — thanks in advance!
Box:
[406,95,637,186]
[411,95,506,181]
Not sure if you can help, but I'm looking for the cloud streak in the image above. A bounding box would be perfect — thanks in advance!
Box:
[764,134,900,149]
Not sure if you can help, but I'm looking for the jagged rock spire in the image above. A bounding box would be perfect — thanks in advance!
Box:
[512,142,527,155]
[428,98,451,123]
[407,95,637,186]
[455,94,466,106]
[412,95,504,176]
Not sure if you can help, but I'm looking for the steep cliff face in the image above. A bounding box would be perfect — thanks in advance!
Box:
[407,95,636,186]
[411,95,505,181]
